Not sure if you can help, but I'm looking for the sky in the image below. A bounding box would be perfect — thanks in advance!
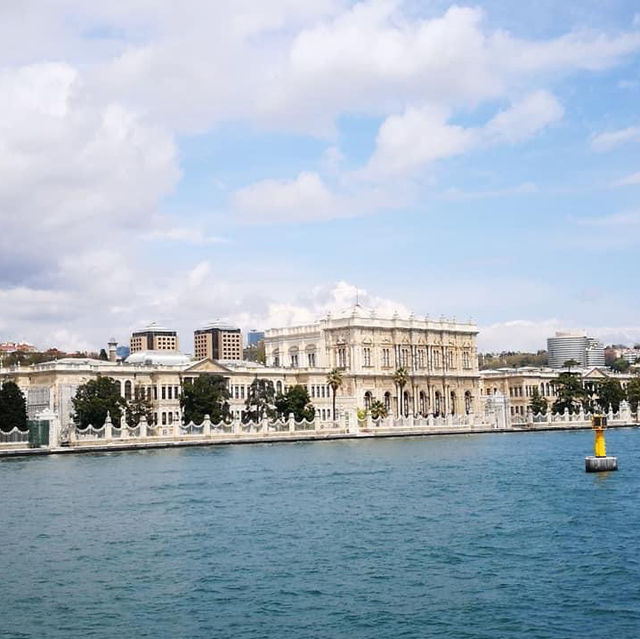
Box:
[1,0,640,354]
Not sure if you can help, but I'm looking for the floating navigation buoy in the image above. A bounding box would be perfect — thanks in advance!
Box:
[585,414,618,472]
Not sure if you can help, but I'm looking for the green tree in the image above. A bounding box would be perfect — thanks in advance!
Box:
[181,375,230,424]
[392,367,409,417]
[0,381,27,432]
[72,376,126,428]
[243,340,266,364]
[126,385,154,425]
[275,385,315,421]
[529,387,548,415]
[244,377,276,422]
[369,399,388,420]
[626,377,640,412]
[326,368,343,421]
[552,372,587,414]
[98,348,109,361]
[563,359,580,373]
[595,378,625,412]
[610,358,630,373]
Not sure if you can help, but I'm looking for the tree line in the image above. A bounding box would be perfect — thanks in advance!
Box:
[528,371,640,415]
[68,369,349,428]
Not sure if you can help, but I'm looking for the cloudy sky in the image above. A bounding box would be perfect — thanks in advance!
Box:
[1,0,640,353]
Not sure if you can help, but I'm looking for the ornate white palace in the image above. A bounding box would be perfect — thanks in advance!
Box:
[265,306,480,417]
[0,307,481,433]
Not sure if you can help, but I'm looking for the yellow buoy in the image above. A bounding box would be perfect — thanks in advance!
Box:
[585,414,617,472]
[593,414,606,458]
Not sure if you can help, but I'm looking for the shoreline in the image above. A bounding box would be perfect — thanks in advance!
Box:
[1,422,636,458]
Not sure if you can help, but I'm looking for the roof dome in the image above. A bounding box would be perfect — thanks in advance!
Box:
[125,350,191,366]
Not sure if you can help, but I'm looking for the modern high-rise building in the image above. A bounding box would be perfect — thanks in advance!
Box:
[547,332,605,368]
[194,322,242,361]
[247,330,264,347]
[130,323,179,353]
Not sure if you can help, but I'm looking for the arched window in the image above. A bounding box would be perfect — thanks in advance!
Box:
[384,392,391,412]
[403,391,410,417]
[419,391,426,415]
[450,391,456,415]
[434,391,441,416]
[464,391,472,415]
[364,391,372,409]
[276,380,283,394]
[124,380,132,400]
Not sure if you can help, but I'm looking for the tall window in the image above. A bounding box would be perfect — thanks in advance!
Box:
[337,347,347,368]
[363,347,371,367]
[462,351,470,369]
[308,353,316,367]
[401,348,409,367]
[434,350,441,368]
[465,391,472,414]
[417,349,425,368]
[382,348,390,367]
[446,350,455,369]
[291,354,298,368]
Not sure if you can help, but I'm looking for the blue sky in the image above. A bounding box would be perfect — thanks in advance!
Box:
[0,1,639,352]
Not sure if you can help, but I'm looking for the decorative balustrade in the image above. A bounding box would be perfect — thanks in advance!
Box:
[66,411,348,446]
[0,427,30,444]
[2,402,638,452]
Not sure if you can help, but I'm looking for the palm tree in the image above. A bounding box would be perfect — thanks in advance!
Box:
[392,367,409,417]
[326,368,343,421]
[369,399,388,420]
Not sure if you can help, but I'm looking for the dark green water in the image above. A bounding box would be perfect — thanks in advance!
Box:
[2,430,640,638]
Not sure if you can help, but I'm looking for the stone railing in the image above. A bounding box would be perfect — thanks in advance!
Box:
[70,412,345,447]
[359,412,494,431]
[512,401,638,429]
[0,427,30,445]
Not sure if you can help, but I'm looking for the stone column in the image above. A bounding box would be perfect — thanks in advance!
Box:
[104,412,113,440]
[139,415,148,438]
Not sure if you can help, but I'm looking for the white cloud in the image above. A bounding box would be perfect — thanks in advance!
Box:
[612,171,640,187]
[573,211,640,227]
[365,105,476,177]
[233,172,342,223]
[144,227,227,245]
[483,90,564,144]
[364,91,563,177]
[0,61,179,280]
[441,182,538,200]
[231,170,409,223]
[591,125,640,151]
[478,319,563,352]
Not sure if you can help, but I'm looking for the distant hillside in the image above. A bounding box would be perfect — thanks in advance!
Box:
[479,351,548,370]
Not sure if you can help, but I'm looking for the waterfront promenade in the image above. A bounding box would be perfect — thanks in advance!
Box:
[1,404,637,458]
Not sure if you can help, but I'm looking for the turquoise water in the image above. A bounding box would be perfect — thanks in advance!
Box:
[1,430,640,638]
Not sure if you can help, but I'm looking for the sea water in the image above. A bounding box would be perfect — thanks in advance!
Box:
[1,429,639,638]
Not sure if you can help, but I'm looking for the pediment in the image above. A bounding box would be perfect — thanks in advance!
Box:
[184,358,233,374]
[583,367,609,379]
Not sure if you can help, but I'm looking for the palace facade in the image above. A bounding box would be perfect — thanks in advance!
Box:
[1,307,482,429]
[265,307,480,417]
